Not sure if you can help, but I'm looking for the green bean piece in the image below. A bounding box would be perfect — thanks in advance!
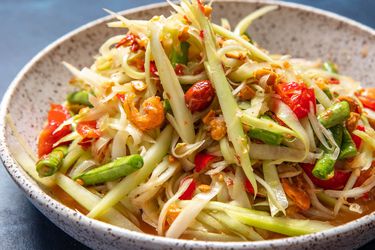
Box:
[312,153,335,180]
[73,154,144,186]
[338,128,357,159]
[323,61,338,74]
[330,124,343,148]
[248,128,283,145]
[163,99,173,114]
[36,146,68,177]
[318,101,350,128]
[170,41,190,67]
[67,91,92,107]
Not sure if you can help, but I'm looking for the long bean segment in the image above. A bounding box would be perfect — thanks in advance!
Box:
[312,125,342,179]
[36,146,68,177]
[338,128,357,159]
[248,128,283,145]
[73,154,143,186]
[318,101,350,128]
[312,153,335,180]
[67,90,92,107]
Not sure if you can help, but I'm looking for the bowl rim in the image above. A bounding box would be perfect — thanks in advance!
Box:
[1,0,374,248]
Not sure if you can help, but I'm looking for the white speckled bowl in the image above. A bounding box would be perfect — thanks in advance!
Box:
[1,0,374,249]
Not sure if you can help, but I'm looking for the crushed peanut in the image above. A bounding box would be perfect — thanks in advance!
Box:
[166,203,181,226]
[198,184,211,192]
[209,117,227,141]
[225,51,246,60]
[178,26,190,41]
[237,85,256,101]
[131,80,147,92]
[254,69,278,85]
[168,155,177,163]
[202,110,216,125]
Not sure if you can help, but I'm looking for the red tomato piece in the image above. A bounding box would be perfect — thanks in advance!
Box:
[351,125,365,149]
[194,153,216,173]
[244,179,255,194]
[37,104,71,157]
[77,120,100,139]
[357,96,375,111]
[275,82,316,119]
[179,178,197,200]
[355,88,375,111]
[301,163,351,190]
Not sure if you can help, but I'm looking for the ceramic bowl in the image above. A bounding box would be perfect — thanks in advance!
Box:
[1,0,374,249]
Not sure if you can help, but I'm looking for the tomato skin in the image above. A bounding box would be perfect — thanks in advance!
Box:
[194,153,216,173]
[184,80,215,113]
[301,163,350,190]
[179,178,197,200]
[77,120,100,139]
[37,104,71,158]
[351,125,365,149]
[275,82,316,119]
[356,88,375,111]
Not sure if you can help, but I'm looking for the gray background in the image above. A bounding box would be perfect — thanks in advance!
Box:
[0,0,374,249]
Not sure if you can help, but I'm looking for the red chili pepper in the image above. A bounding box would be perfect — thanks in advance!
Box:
[115,33,139,51]
[150,61,158,77]
[197,0,205,13]
[179,178,197,200]
[115,34,135,48]
[194,153,216,173]
[37,104,71,157]
[77,120,100,139]
[351,125,365,149]
[355,88,375,111]
[183,15,191,25]
[199,30,204,39]
[174,64,184,76]
[116,93,125,103]
[244,179,255,194]
[301,163,351,190]
[275,82,316,119]
[327,78,340,85]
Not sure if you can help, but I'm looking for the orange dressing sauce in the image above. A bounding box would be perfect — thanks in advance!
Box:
[50,186,375,239]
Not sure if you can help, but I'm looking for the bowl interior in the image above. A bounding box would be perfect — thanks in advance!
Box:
[1,0,375,249]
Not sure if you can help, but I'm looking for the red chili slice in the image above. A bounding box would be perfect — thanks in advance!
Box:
[244,179,255,194]
[194,153,217,173]
[179,178,197,200]
[351,125,365,149]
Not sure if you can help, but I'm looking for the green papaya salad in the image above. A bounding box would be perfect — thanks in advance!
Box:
[10,0,375,241]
